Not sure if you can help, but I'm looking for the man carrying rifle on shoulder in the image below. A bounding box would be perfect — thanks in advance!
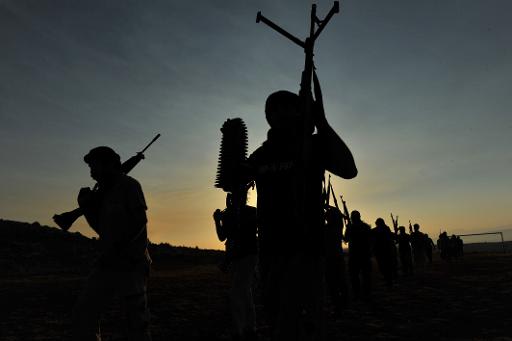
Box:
[72,146,152,341]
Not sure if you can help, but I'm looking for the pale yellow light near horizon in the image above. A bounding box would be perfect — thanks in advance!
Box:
[54,177,510,251]
[48,160,511,252]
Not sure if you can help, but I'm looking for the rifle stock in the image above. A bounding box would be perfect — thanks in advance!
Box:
[329,181,340,210]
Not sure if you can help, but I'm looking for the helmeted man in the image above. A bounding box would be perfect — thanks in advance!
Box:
[72,146,152,341]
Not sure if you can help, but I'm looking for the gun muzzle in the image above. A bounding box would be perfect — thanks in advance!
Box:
[256,11,262,23]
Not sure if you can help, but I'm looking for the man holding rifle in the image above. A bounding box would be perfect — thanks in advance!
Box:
[72,146,152,341]
[248,71,357,340]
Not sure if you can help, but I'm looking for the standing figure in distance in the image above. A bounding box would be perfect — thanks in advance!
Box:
[247,71,357,340]
[410,223,426,268]
[372,218,396,289]
[344,210,372,301]
[323,205,348,315]
[72,146,152,341]
[213,191,258,341]
[437,231,451,261]
[424,233,435,264]
[396,226,414,276]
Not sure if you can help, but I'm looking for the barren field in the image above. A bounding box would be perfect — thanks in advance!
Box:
[2,252,512,340]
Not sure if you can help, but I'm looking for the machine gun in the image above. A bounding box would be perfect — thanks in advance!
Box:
[324,174,332,207]
[256,2,340,236]
[214,118,253,271]
[53,134,160,231]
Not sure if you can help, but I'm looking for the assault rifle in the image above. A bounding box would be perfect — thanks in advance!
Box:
[53,134,160,231]
[329,180,340,211]
[340,195,351,226]
[390,213,399,234]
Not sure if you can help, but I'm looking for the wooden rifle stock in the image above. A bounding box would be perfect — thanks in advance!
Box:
[53,134,160,231]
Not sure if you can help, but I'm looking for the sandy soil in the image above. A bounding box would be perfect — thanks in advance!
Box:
[1,253,512,341]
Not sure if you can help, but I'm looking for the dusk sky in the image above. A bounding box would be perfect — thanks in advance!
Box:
[1,0,511,249]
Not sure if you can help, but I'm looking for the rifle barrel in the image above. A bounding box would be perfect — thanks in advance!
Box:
[141,133,161,153]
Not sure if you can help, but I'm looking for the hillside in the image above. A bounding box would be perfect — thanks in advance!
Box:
[0,219,224,277]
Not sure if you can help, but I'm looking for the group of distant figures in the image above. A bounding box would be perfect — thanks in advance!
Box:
[438,231,465,261]
[214,202,466,341]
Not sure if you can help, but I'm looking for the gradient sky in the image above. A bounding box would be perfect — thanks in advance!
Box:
[1,0,511,249]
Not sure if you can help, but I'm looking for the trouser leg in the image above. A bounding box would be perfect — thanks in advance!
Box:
[72,269,114,341]
[230,255,257,337]
[274,254,323,341]
[123,291,152,341]
[121,270,152,341]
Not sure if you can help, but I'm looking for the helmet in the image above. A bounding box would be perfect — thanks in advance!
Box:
[84,146,121,168]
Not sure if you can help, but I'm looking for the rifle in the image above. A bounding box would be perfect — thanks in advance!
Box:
[256,2,340,236]
[340,195,351,226]
[409,220,413,234]
[53,134,161,231]
[325,174,332,207]
[329,180,340,211]
[390,213,399,234]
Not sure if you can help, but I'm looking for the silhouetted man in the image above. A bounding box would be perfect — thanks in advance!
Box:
[344,211,372,300]
[213,191,258,341]
[396,226,413,276]
[323,206,348,315]
[456,236,464,257]
[372,218,395,288]
[424,233,435,263]
[72,146,152,341]
[410,223,426,267]
[438,231,451,261]
[247,72,357,340]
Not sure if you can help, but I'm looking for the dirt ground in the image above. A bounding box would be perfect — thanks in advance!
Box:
[1,253,512,341]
